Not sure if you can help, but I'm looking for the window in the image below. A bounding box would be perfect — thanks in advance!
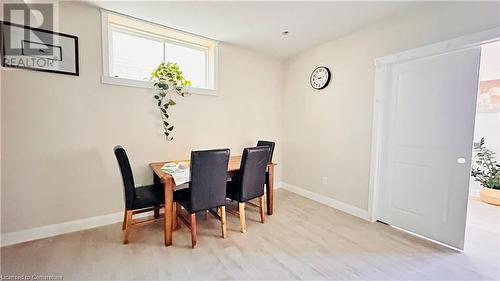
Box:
[164,42,207,88]
[101,11,218,95]
[110,30,163,81]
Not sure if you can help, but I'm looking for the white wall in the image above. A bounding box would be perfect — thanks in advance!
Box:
[0,2,283,233]
[470,41,500,194]
[476,41,500,157]
[282,1,500,210]
[479,41,500,81]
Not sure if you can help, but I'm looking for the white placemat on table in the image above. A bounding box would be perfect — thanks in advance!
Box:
[161,163,190,190]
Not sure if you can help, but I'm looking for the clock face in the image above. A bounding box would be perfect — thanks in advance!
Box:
[310,66,331,90]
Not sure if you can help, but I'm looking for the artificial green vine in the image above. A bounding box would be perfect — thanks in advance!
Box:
[150,62,191,140]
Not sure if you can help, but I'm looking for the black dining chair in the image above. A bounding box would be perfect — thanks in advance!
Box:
[257,140,275,209]
[256,140,275,163]
[114,145,164,244]
[173,148,230,248]
[226,146,270,233]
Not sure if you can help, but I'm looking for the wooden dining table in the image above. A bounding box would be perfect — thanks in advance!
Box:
[149,156,276,247]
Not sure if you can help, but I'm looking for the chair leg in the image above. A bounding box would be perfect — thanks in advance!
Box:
[190,213,197,248]
[122,210,127,230]
[172,202,178,230]
[123,210,133,244]
[220,206,227,238]
[259,196,265,223]
[239,202,247,233]
[154,206,160,218]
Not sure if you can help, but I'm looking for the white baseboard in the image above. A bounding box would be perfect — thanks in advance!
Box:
[1,211,128,247]
[274,181,283,190]
[281,182,369,220]
[1,180,283,247]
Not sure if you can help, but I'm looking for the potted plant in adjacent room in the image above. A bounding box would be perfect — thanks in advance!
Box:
[150,62,191,140]
[471,137,500,206]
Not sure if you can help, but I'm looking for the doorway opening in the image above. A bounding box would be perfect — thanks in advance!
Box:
[465,40,500,274]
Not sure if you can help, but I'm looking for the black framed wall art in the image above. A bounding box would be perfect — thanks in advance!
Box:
[1,21,79,76]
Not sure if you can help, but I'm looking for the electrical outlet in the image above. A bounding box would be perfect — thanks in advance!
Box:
[321,176,328,185]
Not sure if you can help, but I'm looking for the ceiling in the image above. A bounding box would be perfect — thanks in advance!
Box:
[89,1,417,59]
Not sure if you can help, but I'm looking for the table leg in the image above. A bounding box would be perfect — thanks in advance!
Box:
[266,164,274,215]
[164,178,174,246]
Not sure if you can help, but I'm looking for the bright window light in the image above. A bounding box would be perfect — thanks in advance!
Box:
[101,11,218,95]
[164,41,208,89]
[111,30,163,81]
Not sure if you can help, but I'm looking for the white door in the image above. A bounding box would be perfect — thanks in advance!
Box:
[375,47,481,250]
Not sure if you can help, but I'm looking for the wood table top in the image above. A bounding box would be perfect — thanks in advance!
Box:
[149,155,276,182]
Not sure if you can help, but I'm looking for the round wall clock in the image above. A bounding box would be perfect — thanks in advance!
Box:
[310,66,331,90]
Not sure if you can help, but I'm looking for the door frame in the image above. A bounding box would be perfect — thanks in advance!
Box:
[368,27,500,223]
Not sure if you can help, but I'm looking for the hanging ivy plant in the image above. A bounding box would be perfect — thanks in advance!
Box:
[150,62,191,140]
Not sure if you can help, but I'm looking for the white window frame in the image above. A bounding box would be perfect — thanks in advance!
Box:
[100,10,218,96]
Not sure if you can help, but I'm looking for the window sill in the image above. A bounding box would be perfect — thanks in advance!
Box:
[101,76,217,96]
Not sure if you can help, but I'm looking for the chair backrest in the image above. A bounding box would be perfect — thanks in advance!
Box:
[189,148,230,212]
[257,140,275,163]
[239,146,270,202]
[114,145,135,210]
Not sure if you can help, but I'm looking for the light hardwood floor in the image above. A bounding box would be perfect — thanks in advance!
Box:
[1,190,499,280]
